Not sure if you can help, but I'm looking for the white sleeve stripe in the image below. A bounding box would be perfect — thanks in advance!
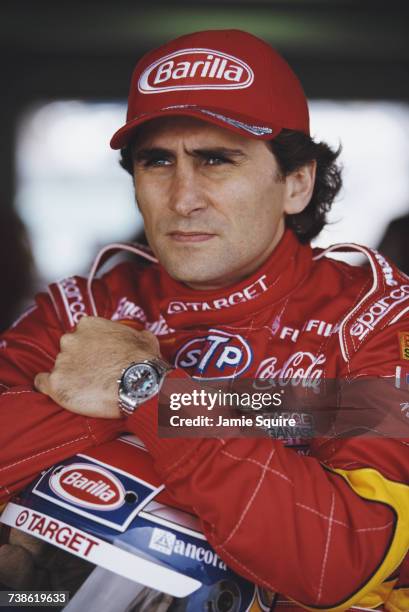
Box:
[314,243,379,363]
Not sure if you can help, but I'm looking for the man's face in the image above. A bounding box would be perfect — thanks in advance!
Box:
[132,117,293,290]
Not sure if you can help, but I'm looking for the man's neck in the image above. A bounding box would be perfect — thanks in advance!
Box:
[184,225,285,291]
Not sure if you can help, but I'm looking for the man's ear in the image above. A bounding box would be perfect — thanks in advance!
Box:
[283,160,316,215]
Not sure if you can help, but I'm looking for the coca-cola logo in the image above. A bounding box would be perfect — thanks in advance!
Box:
[138,48,254,94]
[49,463,125,511]
[254,351,326,391]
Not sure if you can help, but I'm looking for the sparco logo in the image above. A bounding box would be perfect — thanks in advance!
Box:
[138,48,254,94]
[149,528,227,569]
[254,351,326,391]
[350,285,409,341]
[49,463,125,511]
[58,277,86,325]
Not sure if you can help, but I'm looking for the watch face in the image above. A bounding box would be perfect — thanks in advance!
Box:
[122,363,159,404]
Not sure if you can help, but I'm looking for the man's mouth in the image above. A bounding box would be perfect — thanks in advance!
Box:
[168,231,215,243]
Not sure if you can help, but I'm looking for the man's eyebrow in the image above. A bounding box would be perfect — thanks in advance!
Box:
[189,147,247,158]
[133,147,174,161]
[132,145,248,162]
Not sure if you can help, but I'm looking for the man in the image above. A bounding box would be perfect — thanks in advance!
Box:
[0,29,408,610]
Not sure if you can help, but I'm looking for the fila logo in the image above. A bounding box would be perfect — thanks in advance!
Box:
[138,48,254,94]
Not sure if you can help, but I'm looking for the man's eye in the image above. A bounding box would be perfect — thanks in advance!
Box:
[145,158,171,167]
[206,156,229,166]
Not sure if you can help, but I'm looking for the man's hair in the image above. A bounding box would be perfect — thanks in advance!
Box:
[119,129,342,243]
[269,130,342,243]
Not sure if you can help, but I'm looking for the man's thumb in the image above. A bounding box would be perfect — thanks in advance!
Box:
[34,372,50,394]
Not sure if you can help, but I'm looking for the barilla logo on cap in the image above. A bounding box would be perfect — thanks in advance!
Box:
[49,463,126,511]
[138,48,254,94]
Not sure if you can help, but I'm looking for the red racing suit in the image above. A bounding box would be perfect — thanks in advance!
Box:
[0,229,408,610]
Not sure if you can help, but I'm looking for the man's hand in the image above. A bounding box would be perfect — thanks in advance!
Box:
[34,316,160,418]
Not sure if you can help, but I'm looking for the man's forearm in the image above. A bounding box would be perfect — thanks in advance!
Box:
[0,385,123,502]
[124,378,404,610]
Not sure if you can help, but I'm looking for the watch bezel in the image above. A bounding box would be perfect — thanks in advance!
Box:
[118,358,173,415]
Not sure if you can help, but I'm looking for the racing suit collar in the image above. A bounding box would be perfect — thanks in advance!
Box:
[159,229,312,328]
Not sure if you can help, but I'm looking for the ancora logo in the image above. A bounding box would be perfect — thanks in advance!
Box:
[149,528,227,569]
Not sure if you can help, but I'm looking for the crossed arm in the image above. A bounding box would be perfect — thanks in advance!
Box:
[0,303,408,609]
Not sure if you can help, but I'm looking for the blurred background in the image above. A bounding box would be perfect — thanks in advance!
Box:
[0,0,409,331]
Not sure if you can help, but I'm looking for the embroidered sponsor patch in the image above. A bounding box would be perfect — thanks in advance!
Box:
[166,274,268,315]
[56,277,87,326]
[33,456,161,532]
[112,297,173,335]
[398,332,409,360]
[49,463,126,511]
[174,329,253,379]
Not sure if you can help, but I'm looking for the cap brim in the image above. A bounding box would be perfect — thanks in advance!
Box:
[110,106,280,149]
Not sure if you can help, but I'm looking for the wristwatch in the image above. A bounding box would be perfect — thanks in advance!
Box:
[118,357,174,416]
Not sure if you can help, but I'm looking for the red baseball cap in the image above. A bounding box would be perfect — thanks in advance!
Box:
[110,29,309,149]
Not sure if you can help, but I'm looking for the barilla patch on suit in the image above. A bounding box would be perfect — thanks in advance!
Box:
[31,455,161,532]
[49,463,125,510]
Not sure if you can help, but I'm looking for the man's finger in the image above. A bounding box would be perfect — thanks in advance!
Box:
[34,372,50,394]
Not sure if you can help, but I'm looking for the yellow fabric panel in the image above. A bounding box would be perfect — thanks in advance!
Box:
[354,578,397,608]
[291,467,409,612]
[385,587,409,612]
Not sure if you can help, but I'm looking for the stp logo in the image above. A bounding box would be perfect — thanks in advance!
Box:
[138,48,254,94]
[49,463,125,511]
[175,329,253,379]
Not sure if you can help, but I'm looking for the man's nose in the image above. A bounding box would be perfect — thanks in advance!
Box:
[168,163,206,216]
